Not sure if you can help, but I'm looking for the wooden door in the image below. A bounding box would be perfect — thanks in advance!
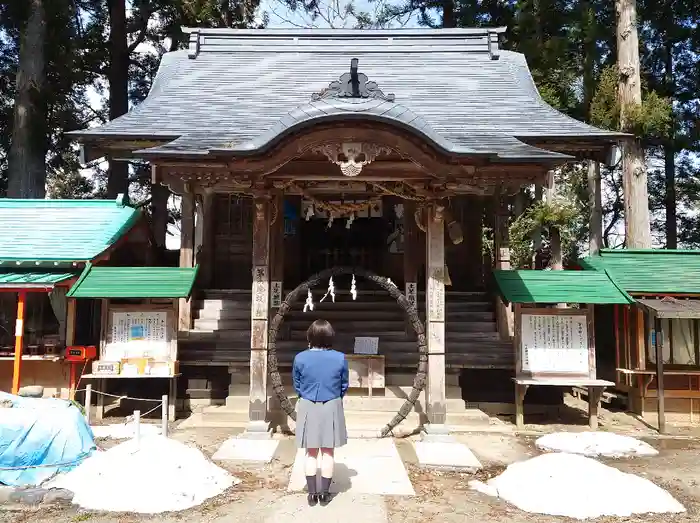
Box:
[211,195,253,289]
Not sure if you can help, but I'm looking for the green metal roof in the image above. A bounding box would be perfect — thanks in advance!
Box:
[493,269,633,305]
[579,249,700,295]
[0,196,140,265]
[67,265,199,298]
[0,270,78,289]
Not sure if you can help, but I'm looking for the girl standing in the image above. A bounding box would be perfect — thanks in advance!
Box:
[293,319,349,506]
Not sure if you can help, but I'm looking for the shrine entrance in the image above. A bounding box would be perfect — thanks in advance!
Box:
[297,198,394,286]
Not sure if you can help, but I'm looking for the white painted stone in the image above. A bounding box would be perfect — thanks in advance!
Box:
[212,437,280,463]
[288,439,414,496]
[414,440,482,471]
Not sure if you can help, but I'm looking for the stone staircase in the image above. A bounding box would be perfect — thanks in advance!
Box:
[178,288,513,430]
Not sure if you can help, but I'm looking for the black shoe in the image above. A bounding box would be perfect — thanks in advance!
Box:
[307,493,318,506]
[319,492,332,506]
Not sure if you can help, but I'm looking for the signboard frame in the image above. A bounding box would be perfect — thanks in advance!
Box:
[514,304,596,380]
[100,302,178,363]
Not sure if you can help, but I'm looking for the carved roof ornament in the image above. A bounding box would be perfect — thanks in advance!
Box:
[312,142,392,177]
[312,58,395,102]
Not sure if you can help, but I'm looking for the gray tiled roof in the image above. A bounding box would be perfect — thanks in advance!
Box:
[73,28,622,161]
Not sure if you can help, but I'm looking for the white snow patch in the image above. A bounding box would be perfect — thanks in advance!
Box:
[469,453,685,520]
[91,423,161,440]
[536,431,659,458]
[49,436,237,513]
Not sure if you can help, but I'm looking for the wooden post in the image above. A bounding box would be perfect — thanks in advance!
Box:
[403,201,419,317]
[269,192,285,309]
[654,316,666,434]
[494,194,513,340]
[248,196,271,436]
[425,203,446,426]
[67,298,77,399]
[85,383,92,424]
[11,290,27,394]
[178,189,195,331]
[162,394,169,437]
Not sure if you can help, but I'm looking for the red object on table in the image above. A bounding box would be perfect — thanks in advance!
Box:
[65,345,97,362]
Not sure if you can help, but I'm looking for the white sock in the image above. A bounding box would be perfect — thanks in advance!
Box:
[320,449,334,478]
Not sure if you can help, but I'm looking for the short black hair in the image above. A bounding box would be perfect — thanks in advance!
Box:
[307,319,335,349]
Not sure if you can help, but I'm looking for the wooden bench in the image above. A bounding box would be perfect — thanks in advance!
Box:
[513,378,614,430]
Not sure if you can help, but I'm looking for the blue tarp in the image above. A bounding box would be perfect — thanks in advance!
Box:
[0,392,96,487]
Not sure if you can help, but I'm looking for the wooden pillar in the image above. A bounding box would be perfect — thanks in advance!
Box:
[403,201,419,312]
[269,192,285,309]
[178,189,195,331]
[66,298,77,399]
[425,204,447,426]
[248,197,272,435]
[654,316,666,434]
[196,192,215,288]
[494,194,513,340]
[12,291,27,394]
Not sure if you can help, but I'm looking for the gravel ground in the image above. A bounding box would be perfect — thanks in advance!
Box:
[2,400,700,523]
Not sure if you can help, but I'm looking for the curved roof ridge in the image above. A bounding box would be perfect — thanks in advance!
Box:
[500,50,622,137]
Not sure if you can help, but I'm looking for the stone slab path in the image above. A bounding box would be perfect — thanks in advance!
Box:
[287,438,415,496]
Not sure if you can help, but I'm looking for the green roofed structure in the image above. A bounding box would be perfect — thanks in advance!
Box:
[0,195,140,267]
[493,269,633,305]
[580,249,700,433]
[68,265,199,299]
[579,249,700,295]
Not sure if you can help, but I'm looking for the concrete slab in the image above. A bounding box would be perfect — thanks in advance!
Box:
[265,493,387,523]
[212,437,280,463]
[288,439,415,496]
[454,433,533,466]
[414,440,482,472]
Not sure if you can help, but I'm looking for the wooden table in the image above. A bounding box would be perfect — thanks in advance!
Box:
[513,377,614,430]
[81,373,180,421]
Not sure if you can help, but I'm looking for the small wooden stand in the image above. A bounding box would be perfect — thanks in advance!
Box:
[346,354,385,398]
[513,304,612,429]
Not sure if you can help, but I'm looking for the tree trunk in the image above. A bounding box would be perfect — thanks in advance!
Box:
[664,36,676,249]
[7,0,47,199]
[550,227,563,270]
[442,0,455,28]
[588,160,603,255]
[532,182,543,268]
[106,0,129,198]
[616,0,651,248]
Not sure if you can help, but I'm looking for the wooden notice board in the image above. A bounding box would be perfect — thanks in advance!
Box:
[514,304,595,380]
[101,303,177,364]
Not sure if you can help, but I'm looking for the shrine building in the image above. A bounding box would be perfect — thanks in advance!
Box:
[71,28,624,433]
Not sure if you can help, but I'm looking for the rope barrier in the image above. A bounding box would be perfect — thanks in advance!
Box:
[74,388,162,402]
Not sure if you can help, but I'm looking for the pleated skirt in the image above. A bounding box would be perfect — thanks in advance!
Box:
[295,397,348,449]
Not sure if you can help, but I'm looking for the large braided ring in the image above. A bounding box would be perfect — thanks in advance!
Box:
[267,266,428,437]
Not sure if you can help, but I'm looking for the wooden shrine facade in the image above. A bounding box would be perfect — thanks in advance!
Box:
[72,28,624,431]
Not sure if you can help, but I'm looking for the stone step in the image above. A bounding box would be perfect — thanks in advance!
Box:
[193,318,252,331]
[179,338,511,354]
[195,307,251,320]
[178,346,514,370]
[199,406,492,433]
[226,395,471,414]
